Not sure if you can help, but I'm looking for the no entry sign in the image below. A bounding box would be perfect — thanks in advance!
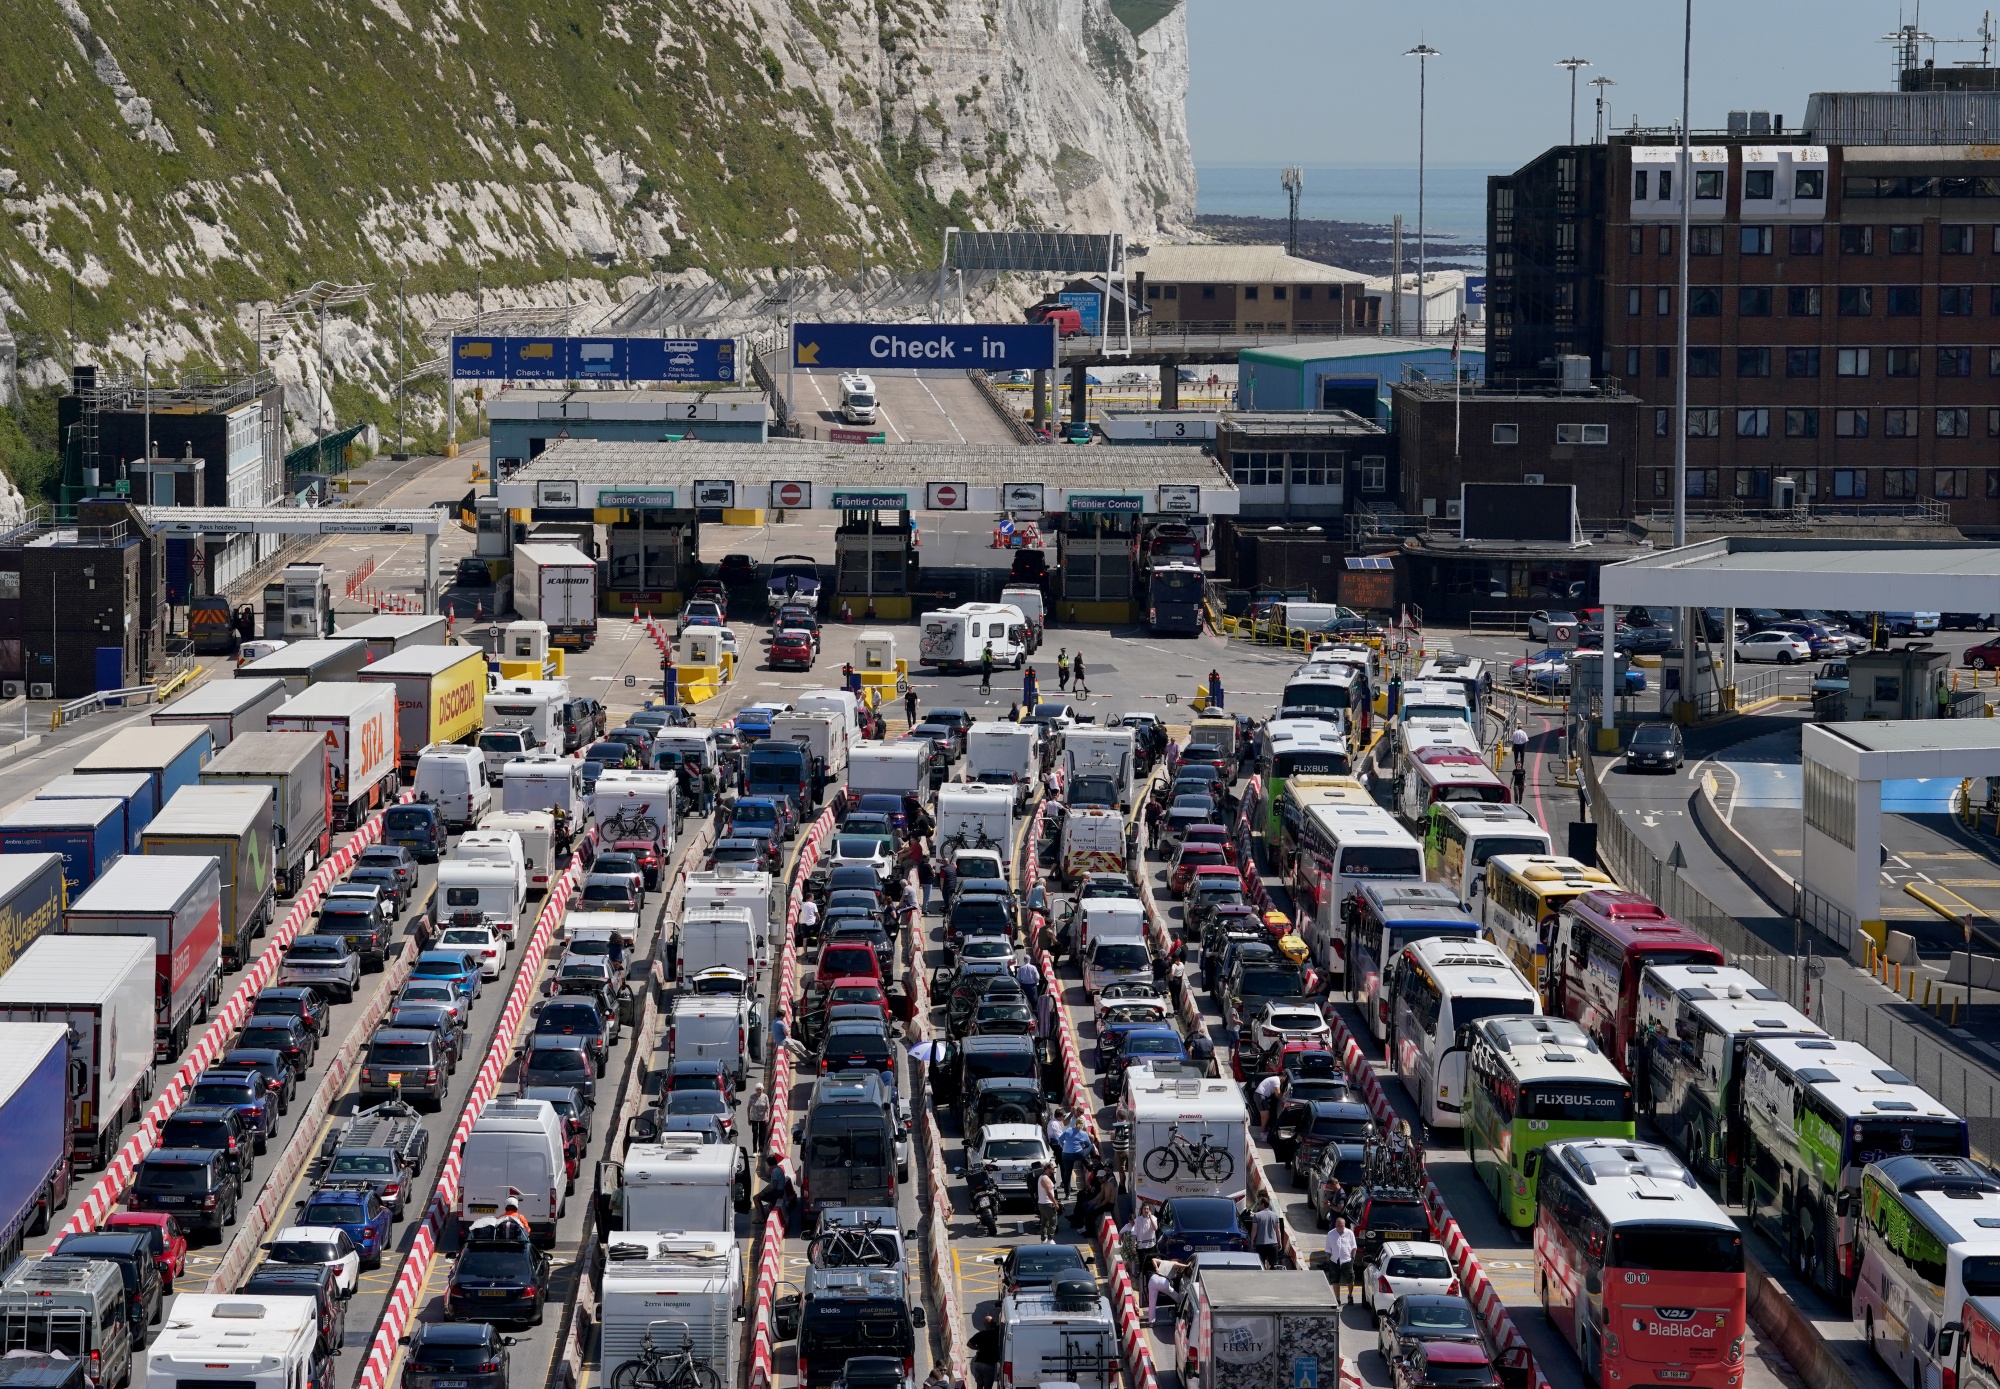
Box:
[771,481,810,508]
[926,482,968,511]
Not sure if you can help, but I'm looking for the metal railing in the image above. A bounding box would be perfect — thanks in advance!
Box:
[1635,498,1953,526]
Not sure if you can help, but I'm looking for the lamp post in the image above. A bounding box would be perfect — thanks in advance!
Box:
[1404,44,1441,337]
[1590,76,1616,144]
[1557,57,1591,145]
[1675,0,1693,549]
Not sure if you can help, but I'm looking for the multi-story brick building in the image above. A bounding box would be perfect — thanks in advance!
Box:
[1489,86,2000,532]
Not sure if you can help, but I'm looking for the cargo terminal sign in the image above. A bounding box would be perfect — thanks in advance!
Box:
[790,322,1057,371]
[450,336,736,383]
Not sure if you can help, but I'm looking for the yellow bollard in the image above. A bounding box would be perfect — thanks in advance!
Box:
[1953,994,1962,1026]
[1924,978,1934,1009]
[1894,961,1902,993]
[1908,969,1918,1002]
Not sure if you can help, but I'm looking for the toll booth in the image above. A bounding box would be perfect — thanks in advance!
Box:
[263,563,332,638]
[676,627,729,704]
[834,505,917,620]
[1053,500,1143,624]
[1843,646,1952,720]
[853,630,908,703]
[493,620,564,681]
[604,512,696,617]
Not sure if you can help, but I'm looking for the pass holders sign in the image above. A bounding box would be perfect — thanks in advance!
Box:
[1158,484,1200,513]
[770,481,812,509]
[694,480,736,509]
[925,483,968,511]
[791,322,1057,371]
[630,338,736,383]
[1067,493,1144,515]
[830,490,910,511]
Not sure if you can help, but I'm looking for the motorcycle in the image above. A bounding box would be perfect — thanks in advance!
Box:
[968,1161,1001,1237]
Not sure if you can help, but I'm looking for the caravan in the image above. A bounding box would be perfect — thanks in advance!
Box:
[600,1140,747,1235]
[146,1296,321,1389]
[916,603,1029,672]
[597,1231,742,1389]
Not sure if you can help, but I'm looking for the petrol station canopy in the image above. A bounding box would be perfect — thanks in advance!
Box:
[498,439,1240,516]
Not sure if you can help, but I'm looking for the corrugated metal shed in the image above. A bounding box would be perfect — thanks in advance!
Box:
[1803,91,2000,144]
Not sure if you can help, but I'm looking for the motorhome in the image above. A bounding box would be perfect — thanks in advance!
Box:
[915,603,1029,671]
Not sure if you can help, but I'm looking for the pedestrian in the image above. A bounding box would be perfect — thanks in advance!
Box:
[1006,702,1021,722]
[967,1313,1002,1389]
[923,1367,954,1389]
[1146,1260,1181,1322]
[915,850,934,907]
[980,643,995,694]
[1510,725,1529,768]
[1324,1217,1359,1302]
[1072,651,1089,698]
[1207,668,1224,711]
[1512,759,1527,803]
[1036,1163,1060,1241]
[496,1195,530,1241]
[899,877,921,933]
[1015,957,1042,996]
[699,762,717,817]
[797,895,821,947]
[1251,1193,1283,1268]
[1145,796,1163,851]
[1254,1071,1283,1131]
[1058,1114,1096,1194]
[1057,649,1071,691]
[748,1083,771,1156]
[1188,1031,1215,1075]
[1126,1203,1159,1282]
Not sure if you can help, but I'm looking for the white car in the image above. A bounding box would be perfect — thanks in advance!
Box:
[1735,630,1813,664]
[1527,609,1581,642]
[830,835,896,881]
[714,627,741,659]
[1246,1000,1333,1056]
[1365,1240,1459,1318]
[437,925,505,979]
[965,1123,1054,1206]
[263,1225,361,1297]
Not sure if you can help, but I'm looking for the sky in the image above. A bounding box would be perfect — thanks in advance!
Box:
[1185,0,1980,170]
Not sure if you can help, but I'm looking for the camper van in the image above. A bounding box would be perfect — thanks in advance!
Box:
[916,603,1030,671]
[838,374,878,425]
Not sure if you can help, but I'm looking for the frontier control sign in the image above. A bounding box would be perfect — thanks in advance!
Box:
[791,322,1057,372]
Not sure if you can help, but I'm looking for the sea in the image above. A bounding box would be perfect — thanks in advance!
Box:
[1196,164,1493,247]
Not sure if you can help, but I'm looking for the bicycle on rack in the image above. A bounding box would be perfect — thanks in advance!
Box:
[610,1321,722,1389]
[1140,1122,1236,1184]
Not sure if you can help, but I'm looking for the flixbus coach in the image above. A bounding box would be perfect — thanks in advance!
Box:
[1464,1015,1633,1229]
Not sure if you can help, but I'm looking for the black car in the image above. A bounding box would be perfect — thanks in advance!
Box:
[50,1231,162,1340]
[1278,1099,1374,1182]
[318,899,393,971]
[241,1262,346,1356]
[157,1107,257,1182]
[252,986,331,1037]
[1623,723,1684,773]
[235,1014,318,1076]
[1305,1141,1369,1228]
[357,844,420,897]
[533,999,615,1074]
[387,1002,464,1070]
[404,1321,515,1389]
[563,698,608,752]
[1346,1184,1435,1261]
[446,1221,553,1326]
[209,1049,298,1113]
[990,1243,1090,1297]
[1379,1293,1488,1365]
[128,1144,243,1248]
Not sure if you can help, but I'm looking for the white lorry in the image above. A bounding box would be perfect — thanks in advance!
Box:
[266,681,399,829]
[1125,1073,1249,1206]
[147,1296,319,1389]
[916,602,1030,671]
[510,543,598,650]
[676,907,756,980]
[150,677,286,751]
[597,1230,742,1388]
[1062,727,1137,809]
[602,1143,745,1236]
[769,710,849,786]
[934,783,1016,865]
[0,935,155,1170]
[458,1097,567,1246]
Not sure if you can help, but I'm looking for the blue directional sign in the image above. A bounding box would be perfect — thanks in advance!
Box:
[1293,1357,1319,1389]
[450,336,737,383]
[629,337,737,383]
[452,336,507,380]
[572,337,628,379]
[791,322,1057,372]
[508,336,569,381]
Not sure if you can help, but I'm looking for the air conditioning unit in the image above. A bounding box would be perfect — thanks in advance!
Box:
[28,685,52,700]
[0,683,19,700]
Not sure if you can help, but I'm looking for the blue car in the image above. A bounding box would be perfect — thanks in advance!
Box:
[853,793,908,832]
[300,1180,394,1269]
[1097,1015,1176,1071]
[412,951,482,1001]
[732,707,780,743]
[730,796,796,841]
[1156,1196,1250,1260]
[1107,1026,1187,1084]
[185,1071,277,1153]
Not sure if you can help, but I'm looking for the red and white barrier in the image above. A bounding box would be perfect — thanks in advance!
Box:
[355,839,588,1389]
[55,804,392,1243]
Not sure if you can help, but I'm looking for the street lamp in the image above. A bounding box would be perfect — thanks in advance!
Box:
[1404,43,1441,337]
[1557,57,1591,145]
[279,280,373,460]
[1590,76,1617,144]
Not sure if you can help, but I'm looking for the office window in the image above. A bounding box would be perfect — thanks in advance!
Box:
[1656,288,1673,315]
[1689,287,1721,316]
[1787,286,1822,316]
[1737,408,1771,438]
[1653,468,1673,497]
[1491,423,1520,445]
[1938,407,1974,438]
[1687,468,1722,497]
[1690,225,1724,255]
[1695,169,1723,200]
[1786,347,1821,378]
[1789,226,1825,255]
[1838,286,1873,315]
[1624,347,1641,378]
[1889,225,1923,254]
[1739,286,1773,316]
[1231,451,1283,486]
[1272,286,1287,301]
[1737,347,1772,377]
[1633,170,1650,202]
[1836,347,1871,377]
[1938,468,1971,498]
[1290,452,1337,485]
[1940,347,1973,377]
[1146,284,1161,301]
[1627,287,1642,316]
[1556,423,1609,445]
[1358,457,1387,492]
[1654,409,1672,438]
[1735,468,1771,498]
[1201,285,1216,300]
[1740,225,1774,254]
[1943,224,1976,254]
[1832,469,1868,498]
[1884,468,1919,498]
[1785,408,1820,439]
[1656,347,1673,378]
[1800,470,1820,498]
[1942,286,1976,315]
[1629,226,1643,254]
[1887,285,1922,316]
[1244,286,1259,301]
[1658,225,1674,254]
[1687,408,1721,438]
[1835,408,1870,438]
[1688,347,1721,376]
[1886,347,1921,377]
[1745,170,1775,200]
[1165,285,1178,299]
[1841,225,1875,255]
[1796,170,1825,199]
[1885,408,1918,437]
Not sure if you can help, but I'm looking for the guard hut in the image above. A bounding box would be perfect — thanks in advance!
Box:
[1842,647,1953,721]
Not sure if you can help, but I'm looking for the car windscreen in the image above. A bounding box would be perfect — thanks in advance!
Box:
[1364,1199,1428,1231]
[188,1082,256,1107]
[1386,1254,1454,1279]
[409,1343,498,1371]
[136,1160,212,1192]
[528,1047,589,1074]
[267,1238,342,1264]
[329,1153,396,1176]
[300,1200,363,1227]
[367,1042,432,1065]
[962,1049,1036,1082]
[457,1247,532,1278]
[1091,942,1149,971]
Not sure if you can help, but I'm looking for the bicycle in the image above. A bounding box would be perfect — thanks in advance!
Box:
[1141,1123,1236,1184]
[610,1323,721,1389]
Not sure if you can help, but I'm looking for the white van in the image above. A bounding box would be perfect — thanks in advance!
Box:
[935,783,1016,864]
[916,603,1029,671]
[413,744,491,830]
[1083,924,1152,997]
[607,1142,745,1235]
[437,860,525,942]
[1075,898,1149,956]
[652,727,719,774]
[483,810,556,894]
[683,871,774,960]
[999,586,1046,649]
[502,755,584,820]
[677,906,756,979]
[459,1098,567,1246]
[839,373,877,424]
[670,994,749,1090]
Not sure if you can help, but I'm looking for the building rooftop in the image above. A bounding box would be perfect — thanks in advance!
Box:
[1218,410,1386,439]
[1601,536,2000,610]
[1394,380,1639,404]
[1128,243,1369,285]
[1239,337,1477,366]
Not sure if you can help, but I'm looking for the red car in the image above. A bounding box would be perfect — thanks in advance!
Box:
[817,977,890,1027]
[1169,844,1232,897]
[1180,823,1237,864]
[815,941,884,986]
[769,629,816,670]
[103,1211,188,1294]
[1968,640,2000,670]
[1391,1341,1499,1389]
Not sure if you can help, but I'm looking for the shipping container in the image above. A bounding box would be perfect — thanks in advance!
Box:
[75,724,211,809]
[68,856,225,1062]
[358,645,486,771]
[0,855,65,982]
[0,799,124,895]
[510,544,597,649]
[267,682,398,827]
[141,786,276,972]
[235,638,368,694]
[36,771,158,852]
[337,613,448,661]
[150,677,286,751]
[199,732,332,896]
[0,936,154,1169]
[0,1022,72,1258]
